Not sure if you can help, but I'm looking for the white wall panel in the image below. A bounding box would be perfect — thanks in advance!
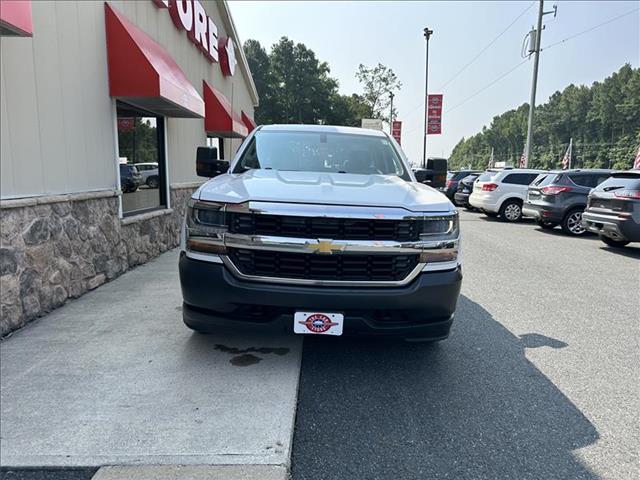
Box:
[1,38,44,197]
[0,0,255,199]
[1,60,15,196]
[31,0,70,194]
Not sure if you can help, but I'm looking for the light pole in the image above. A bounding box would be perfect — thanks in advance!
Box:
[422,27,433,168]
[389,91,394,134]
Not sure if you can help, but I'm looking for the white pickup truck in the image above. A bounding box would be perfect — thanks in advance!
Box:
[179,125,462,341]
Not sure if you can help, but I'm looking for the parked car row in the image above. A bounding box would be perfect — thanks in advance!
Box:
[448,167,640,248]
[118,162,160,193]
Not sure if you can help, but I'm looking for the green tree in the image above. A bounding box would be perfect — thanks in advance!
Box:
[449,64,640,170]
[355,63,402,126]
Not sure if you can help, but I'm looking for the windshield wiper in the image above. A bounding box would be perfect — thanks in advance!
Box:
[603,185,624,192]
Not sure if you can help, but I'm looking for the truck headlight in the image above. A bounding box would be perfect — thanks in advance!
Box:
[418,213,459,264]
[185,199,228,255]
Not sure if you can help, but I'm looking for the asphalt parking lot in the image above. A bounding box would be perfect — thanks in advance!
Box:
[291,210,639,480]
[1,210,638,480]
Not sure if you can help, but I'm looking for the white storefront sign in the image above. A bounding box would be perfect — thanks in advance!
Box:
[361,118,383,130]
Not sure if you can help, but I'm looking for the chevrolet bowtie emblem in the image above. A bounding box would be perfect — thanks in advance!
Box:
[306,239,345,254]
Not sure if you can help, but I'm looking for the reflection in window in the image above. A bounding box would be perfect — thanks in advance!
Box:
[206,136,224,160]
[117,104,166,215]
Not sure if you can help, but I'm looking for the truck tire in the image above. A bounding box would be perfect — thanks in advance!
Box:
[499,199,522,222]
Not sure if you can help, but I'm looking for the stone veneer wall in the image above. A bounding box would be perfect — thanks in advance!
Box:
[0,185,198,336]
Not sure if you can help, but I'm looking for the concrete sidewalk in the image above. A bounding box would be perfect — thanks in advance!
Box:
[0,250,301,476]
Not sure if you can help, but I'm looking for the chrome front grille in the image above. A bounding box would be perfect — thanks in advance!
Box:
[227,212,420,242]
[228,248,420,282]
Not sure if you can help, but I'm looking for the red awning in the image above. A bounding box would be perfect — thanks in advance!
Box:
[105,3,204,118]
[203,81,248,138]
[241,111,257,133]
[0,0,32,36]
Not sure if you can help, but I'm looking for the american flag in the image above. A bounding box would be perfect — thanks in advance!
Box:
[634,145,640,170]
[519,150,527,168]
[561,138,573,170]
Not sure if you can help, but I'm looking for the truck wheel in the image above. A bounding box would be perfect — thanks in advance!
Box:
[536,220,557,230]
[600,235,630,248]
[499,200,522,222]
[147,176,159,189]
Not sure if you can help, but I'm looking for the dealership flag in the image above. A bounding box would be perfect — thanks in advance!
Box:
[519,149,527,168]
[561,138,573,170]
[634,145,640,170]
[487,148,494,169]
[426,94,443,135]
[391,121,402,144]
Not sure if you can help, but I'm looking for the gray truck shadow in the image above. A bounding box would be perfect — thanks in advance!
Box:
[292,295,599,480]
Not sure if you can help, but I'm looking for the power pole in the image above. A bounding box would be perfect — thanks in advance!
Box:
[422,27,433,168]
[524,0,556,168]
[389,91,395,134]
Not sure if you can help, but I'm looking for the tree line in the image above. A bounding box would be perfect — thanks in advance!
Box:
[448,64,640,171]
[243,37,400,128]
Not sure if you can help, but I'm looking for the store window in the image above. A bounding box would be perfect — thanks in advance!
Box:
[116,103,167,215]
[206,137,224,159]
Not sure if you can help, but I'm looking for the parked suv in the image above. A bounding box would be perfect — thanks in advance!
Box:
[134,162,159,188]
[582,170,640,247]
[444,170,481,200]
[119,164,142,193]
[453,173,479,208]
[523,169,614,235]
[179,125,461,341]
[469,168,545,221]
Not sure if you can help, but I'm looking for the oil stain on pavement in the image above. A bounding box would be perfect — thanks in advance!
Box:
[214,344,290,367]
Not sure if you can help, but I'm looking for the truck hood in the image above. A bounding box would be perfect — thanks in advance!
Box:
[196,170,453,212]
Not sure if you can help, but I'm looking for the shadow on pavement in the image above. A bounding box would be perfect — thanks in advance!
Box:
[291,295,599,480]
[599,244,640,259]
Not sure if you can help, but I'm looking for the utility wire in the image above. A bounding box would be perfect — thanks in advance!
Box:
[438,1,535,91]
[401,1,535,121]
[542,7,639,51]
[444,58,530,115]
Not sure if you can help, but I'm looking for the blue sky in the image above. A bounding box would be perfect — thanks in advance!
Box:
[228,1,639,164]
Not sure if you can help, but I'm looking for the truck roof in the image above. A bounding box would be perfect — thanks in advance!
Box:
[259,124,388,137]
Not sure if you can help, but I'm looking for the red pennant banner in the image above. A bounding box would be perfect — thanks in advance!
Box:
[427,94,443,135]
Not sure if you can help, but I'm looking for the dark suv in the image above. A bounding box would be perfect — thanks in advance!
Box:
[119,164,142,193]
[444,170,481,200]
[582,170,640,247]
[453,173,479,208]
[523,169,614,235]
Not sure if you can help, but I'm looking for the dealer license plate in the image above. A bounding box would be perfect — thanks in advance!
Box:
[294,312,344,336]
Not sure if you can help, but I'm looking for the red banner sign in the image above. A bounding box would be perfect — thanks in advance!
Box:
[391,121,402,144]
[118,117,135,131]
[427,94,443,135]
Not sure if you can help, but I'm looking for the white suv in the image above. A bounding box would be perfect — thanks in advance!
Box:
[469,168,546,222]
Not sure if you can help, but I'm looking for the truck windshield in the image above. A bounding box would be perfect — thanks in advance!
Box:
[233,130,409,179]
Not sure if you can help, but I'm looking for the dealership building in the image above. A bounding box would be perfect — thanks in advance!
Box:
[0,0,259,335]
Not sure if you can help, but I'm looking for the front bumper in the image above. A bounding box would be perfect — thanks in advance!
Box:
[522,202,563,222]
[179,253,462,339]
[582,210,640,242]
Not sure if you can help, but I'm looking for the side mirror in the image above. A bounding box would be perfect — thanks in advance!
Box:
[425,158,448,189]
[414,169,429,183]
[196,147,229,178]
